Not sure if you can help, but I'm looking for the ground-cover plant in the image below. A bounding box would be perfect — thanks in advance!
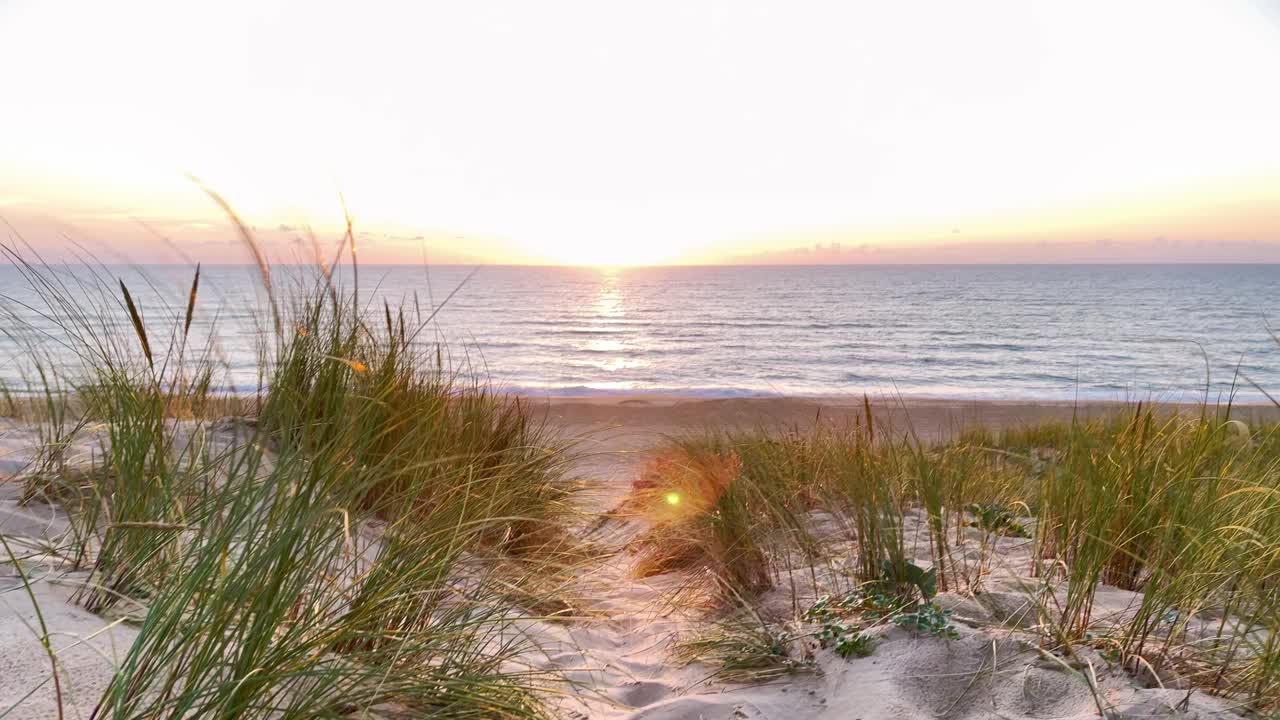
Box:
[964,503,1029,538]
[804,593,877,657]
[679,568,967,686]
[892,602,959,640]
[803,568,956,657]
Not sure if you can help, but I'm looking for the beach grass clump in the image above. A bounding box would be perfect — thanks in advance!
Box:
[0,242,577,718]
[627,410,914,600]
[980,408,1280,710]
[629,441,778,594]
[808,416,909,586]
[916,408,1280,711]
[0,255,222,610]
[626,422,893,599]
[93,426,552,719]
[628,406,1026,601]
[258,277,579,559]
[655,404,1280,710]
[673,609,811,683]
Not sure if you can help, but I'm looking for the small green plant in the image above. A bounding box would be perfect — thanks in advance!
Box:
[893,602,959,639]
[834,631,876,658]
[805,564,958,654]
[878,559,938,602]
[804,593,878,658]
[964,502,1029,538]
[804,593,862,623]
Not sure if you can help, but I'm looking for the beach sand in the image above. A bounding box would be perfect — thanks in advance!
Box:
[535,394,1277,435]
[534,394,1278,513]
[2,396,1271,719]
[522,396,1268,719]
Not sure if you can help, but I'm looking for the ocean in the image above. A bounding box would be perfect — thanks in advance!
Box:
[1,263,1277,403]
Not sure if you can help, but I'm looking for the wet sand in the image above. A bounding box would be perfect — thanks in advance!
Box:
[531,392,1279,440]
[530,393,1279,516]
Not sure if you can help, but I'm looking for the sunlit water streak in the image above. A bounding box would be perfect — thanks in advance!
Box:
[0,264,1277,402]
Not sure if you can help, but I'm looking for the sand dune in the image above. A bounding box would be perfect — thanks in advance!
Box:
[1,397,1270,719]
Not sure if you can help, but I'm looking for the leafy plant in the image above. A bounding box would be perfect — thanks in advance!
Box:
[804,593,879,658]
[834,631,876,658]
[893,602,960,639]
[878,559,938,602]
[964,503,1029,538]
[804,593,862,623]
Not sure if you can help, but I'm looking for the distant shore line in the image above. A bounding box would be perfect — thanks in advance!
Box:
[508,385,1276,406]
[0,383,1273,408]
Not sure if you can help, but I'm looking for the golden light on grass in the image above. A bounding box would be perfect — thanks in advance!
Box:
[628,446,774,593]
[326,356,368,373]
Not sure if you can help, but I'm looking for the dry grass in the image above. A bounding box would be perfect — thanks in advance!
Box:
[633,404,1280,711]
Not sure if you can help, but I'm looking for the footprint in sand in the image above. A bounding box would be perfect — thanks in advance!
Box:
[609,680,674,708]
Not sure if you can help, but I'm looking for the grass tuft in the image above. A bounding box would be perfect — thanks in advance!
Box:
[0,231,579,718]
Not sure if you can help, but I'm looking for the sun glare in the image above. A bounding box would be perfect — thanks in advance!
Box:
[2,3,1279,264]
[535,235,676,267]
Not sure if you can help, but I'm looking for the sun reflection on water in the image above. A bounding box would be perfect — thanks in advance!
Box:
[584,268,649,376]
[593,269,624,319]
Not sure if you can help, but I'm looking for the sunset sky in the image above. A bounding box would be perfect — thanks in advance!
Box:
[2,1,1279,266]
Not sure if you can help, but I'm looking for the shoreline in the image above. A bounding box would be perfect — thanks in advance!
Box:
[507,384,1278,404]
[528,392,1280,440]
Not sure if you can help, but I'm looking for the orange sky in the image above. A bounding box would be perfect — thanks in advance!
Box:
[2,1,1279,265]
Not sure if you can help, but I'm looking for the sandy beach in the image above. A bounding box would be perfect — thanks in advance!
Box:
[534,393,1280,436]
[535,393,1279,504]
[531,395,1276,718]
[6,2,1279,715]
[4,395,1274,719]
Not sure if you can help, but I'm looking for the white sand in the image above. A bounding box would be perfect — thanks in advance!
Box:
[517,502,1244,720]
[0,399,1263,719]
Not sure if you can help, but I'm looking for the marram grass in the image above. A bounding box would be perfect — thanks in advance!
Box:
[634,404,1280,711]
[0,245,578,719]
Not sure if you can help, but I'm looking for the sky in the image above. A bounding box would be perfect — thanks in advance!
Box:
[1,1,1279,266]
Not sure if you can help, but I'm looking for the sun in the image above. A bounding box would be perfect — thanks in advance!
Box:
[520,228,685,266]
[542,241,665,267]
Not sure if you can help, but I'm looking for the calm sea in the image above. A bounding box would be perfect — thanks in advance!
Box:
[1,264,1278,403]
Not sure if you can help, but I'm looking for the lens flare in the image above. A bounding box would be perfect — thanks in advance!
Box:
[664,492,681,506]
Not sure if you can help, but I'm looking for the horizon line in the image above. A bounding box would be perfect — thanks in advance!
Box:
[19,260,1280,269]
